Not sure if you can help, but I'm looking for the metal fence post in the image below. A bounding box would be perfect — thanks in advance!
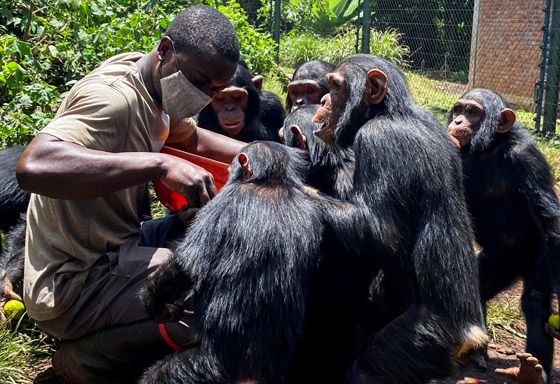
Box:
[361,0,371,54]
[273,0,281,62]
[535,0,552,133]
[543,0,560,134]
[468,0,481,89]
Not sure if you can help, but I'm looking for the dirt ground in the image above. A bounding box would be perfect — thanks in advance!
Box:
[433,281,560,384]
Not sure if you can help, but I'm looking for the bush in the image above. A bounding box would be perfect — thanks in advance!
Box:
[280,27,410,69]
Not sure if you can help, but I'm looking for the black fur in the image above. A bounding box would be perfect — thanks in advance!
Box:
[449,88,560,378]
[0,214,26,298]
[0,146,29,231]
[282,105,355,199]
[323,54,486,383]
[260,90,286,135]
[141,141,356,383]
[196,65,281,142]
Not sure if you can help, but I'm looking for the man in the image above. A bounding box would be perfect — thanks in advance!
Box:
[15,5,244,383]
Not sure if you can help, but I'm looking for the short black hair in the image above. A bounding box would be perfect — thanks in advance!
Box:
[165,5,239,62]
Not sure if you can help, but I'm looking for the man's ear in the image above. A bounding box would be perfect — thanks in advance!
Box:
[497,108,515,133]
[252,75,263,91]
[286,73,293,82]
[156,36,173,62]
[365,69,388,105]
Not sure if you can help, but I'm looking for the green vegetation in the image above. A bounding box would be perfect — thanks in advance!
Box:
[280,27,409,70]
[0,318,55,383]
[486,295,525,342]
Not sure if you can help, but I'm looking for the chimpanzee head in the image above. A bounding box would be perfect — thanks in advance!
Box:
[313,54,414,148]
[228,141,310,186]
[447,88,516,153]
[207,64,262,137]
[280,105,334,164]
[286,60,335,112]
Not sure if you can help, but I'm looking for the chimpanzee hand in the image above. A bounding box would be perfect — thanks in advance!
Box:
[545,323,560,340]
[0,281,22,322]
[178,206,199,225]
[159,155,218,208]
[141,258,195,324]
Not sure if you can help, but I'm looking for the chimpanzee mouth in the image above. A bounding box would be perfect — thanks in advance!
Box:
[313,123,336,144]
[222,120,244,135]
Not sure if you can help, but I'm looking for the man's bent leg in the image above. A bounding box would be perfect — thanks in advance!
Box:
[38,237,198,383]
[52,319,175,384]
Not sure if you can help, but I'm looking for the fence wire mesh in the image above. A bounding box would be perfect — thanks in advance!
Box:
[261,0,559,135]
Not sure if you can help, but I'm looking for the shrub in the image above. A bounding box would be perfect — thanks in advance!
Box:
[280,27,409,68]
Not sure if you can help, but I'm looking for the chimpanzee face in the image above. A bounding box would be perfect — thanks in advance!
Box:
[312,63,387,146]
[448,99,485,148]
[311,71,348,144]
[211,86,249,137]
[288,80,323,112]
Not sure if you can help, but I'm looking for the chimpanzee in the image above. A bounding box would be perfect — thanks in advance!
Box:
[286,59,335,112]
[0,146,29,318]
[280,104,354,199]
[0,146,29,231]
[312,54,488,383]
[0,215,25,321]
[237,58,286,136]
[196,64,284,142]
[447,88,560,383]
[139,141,374,384]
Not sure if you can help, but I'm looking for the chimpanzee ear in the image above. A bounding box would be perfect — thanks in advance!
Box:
[290,125,308,150]
[278,128,285,144]
[238,152,248,167]
[365,69,388,105]
[497,108,515,133]
[237,152,252,178]
[286,73,293,82]
[252,75,263,91]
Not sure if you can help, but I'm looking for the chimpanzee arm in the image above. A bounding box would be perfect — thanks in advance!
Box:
[0,215,26,321]
[517,145,560,286]
[314,193,376,257]
[140,256,194,324]
[166,123,245,164]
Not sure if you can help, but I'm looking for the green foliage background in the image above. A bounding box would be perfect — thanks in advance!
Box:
[0,0,276,147]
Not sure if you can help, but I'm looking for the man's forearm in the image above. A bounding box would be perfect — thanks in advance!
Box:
[168,127,245,164]
[16,134,167,200]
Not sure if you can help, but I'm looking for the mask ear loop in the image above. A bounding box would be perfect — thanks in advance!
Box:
[158,38,181,79]
[169,39,181,72]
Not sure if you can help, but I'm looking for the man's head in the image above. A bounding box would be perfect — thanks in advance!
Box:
[154,5,240,118]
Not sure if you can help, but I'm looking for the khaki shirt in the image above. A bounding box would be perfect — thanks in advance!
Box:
[24,52,195,321]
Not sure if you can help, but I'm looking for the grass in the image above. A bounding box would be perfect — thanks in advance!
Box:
[486,294,525,343]
[0,316,55,384]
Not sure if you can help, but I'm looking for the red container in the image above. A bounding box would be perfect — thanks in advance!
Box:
[153,146,230,212]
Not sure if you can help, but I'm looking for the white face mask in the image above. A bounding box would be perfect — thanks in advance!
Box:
[159,43,211,121]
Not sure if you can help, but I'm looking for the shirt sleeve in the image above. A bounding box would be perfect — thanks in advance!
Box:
[41,81,130,153]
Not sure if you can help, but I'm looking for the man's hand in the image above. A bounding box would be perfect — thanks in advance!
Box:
[159,155,218,209]
[0,281,22,322]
